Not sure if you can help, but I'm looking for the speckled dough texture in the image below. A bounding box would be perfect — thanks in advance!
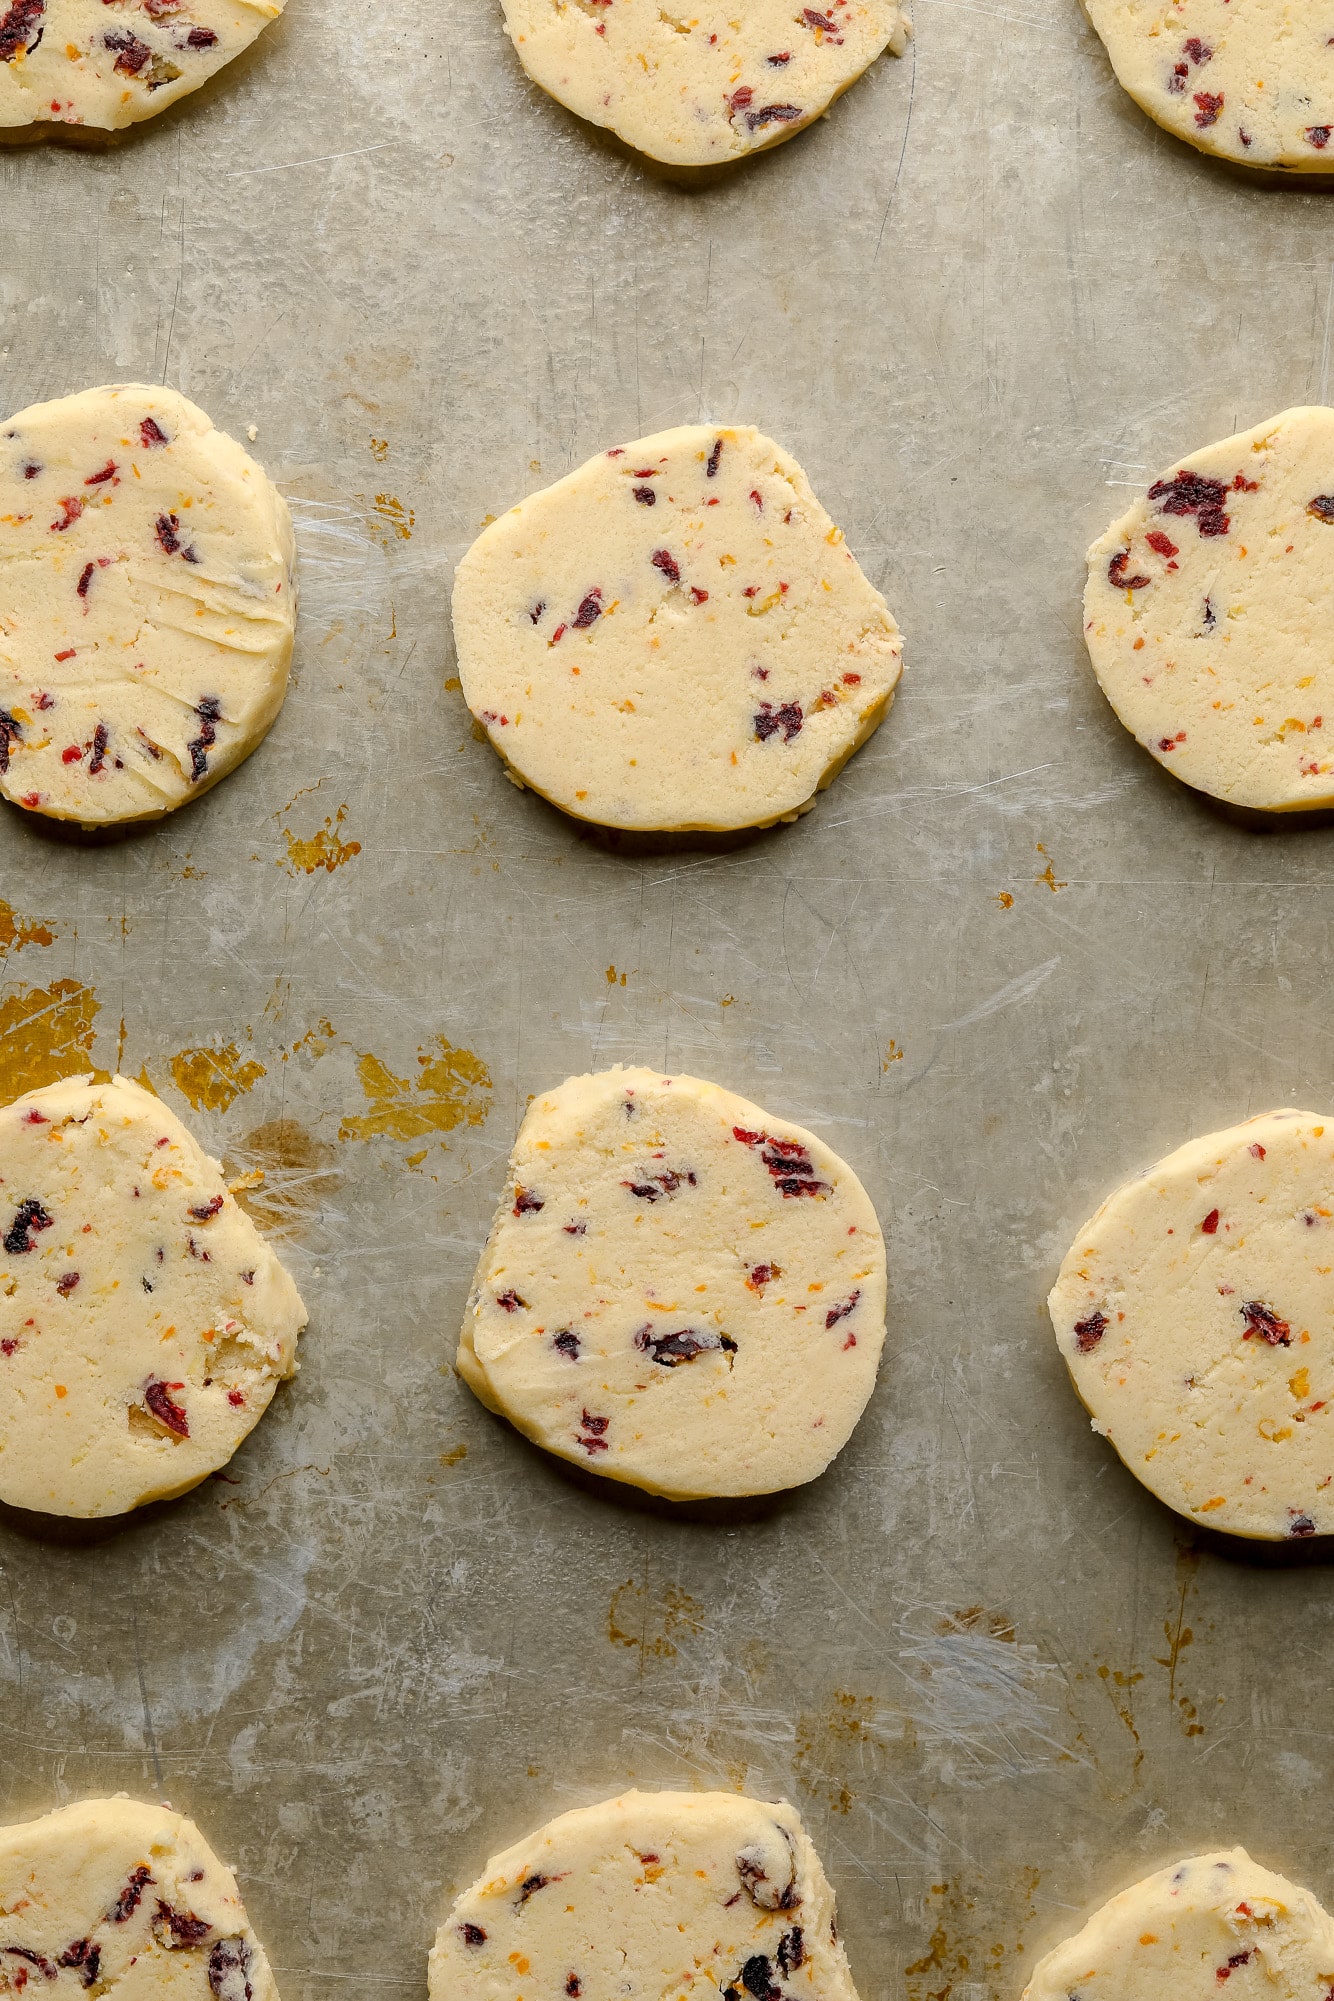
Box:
[456,1065,886,1499]
[429,1791,860,2001]
[1083,0,1334,172]
[0,0,285,131]
[0,1073,306,1518]
[452,424,903,832]
[1049,1108,1334,1540]
[0,384,295,823]
[1085,407,1334,813]
[1024,1850,1334,2001]
[0,1797,280,2001]
[498,0,909,166]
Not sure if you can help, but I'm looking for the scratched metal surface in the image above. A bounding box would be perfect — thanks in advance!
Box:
[4,2,1334,1998]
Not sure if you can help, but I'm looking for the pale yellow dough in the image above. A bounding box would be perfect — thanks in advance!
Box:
[0,1074,306,1519]
[429,1792,860,2001]
[457,1065,886,1499]
[452,424,903,832]
[0,0,285,131]
[499,0,909,166]
[1085,407,1334,813]
[0,1797,280,2001]
[1049,1108,1334,1540]
[1084,0,1334,172]
[0,385,294,824]
[1024,1851,1334,2001]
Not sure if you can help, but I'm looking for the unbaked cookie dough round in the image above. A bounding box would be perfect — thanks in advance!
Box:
[430,1791,861,2001]
[452,424,903,832]
[0,1072,306,1518]
[456,1065,886,1498]
[0,1797,281,2001]
[1085,407,1334,813]
[1084,0,1334,173]
[498,0,909,166]
[1024,1850,1334,2001]
[1049,1108,1334,1540]
[1,0,286,132]
[0,384,295,824]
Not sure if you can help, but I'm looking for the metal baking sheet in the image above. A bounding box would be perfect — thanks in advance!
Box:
[4,7,1334,2000]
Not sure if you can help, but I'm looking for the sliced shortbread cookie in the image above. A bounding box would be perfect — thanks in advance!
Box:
[0,1073,306,1518]
[1085,406,1334,812]
[1049,1109,1334,1539]
[1024,1850,1334,2001]
[430,1792,859,2001]
[0,384,295,824]
[1,0,286,132]
[1084,0,1334,173]
[498,0,909,167]
[0,1797,280,2001]
[457,1065,886,1498]
[452,424,902,831]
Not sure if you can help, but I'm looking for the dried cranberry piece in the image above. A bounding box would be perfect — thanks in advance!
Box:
[1241,1300,1290,1346]
[1308,495,1334,522]
[0,709,23,775]
[1308,125,1332,148]
[1218,1954,1253,1980]
[88,722,109,774]
[143,1379,189,1436]
[0,0,45,63]
[1145,529,1178,558]
[50,496,84,533]
[77,562,96,598]
[513,1187,544,1215]
[706,438,723,477]
[1183,36,1211,61]
[824,1290,859,1329]
[458,1925,487,1949]
[572,589,603,628]
[495,1289,527,1312]
[109,1866,153,1923]
[1149,469,1228,519]
[563,1219,587,1236]
[747,103,802,128]
[21,462,40,480]
[634,1325,736,1366]
[651,548,681,584]
[740,1956,782,2001]
[566,1980,581,1997]
[1200,1208,1219,1233]
[55,1271,79,1296]
[1107,550,1151,590]
[553,1330,581,1359]
[207,1938,253,2001]
[1073,1310,1107,1353]
[154,1901,213,1948]
[103,25,151,69]
[732,1126,829,1197]
[1290,1513,1317,1538]
[0,1949,56,1982]
[187,695,221,781]
[139,417,169,448]
[4,1197,53,1255]
[182,25,215,43]
[57,1942,100,1987]
[777,1931,804,1976]
[84,460,117,486]
[1193,90,1223,126]
[632,487,656,506]
[156,511,199,561]
[802,6,836,25]
[189,1194,224,1221]
[754,700,804,743]
[516,1875,550,1905]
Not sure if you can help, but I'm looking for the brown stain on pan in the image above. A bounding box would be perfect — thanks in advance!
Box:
[339,1037,492,1143]
[0,979,100,1096]
[169,1042,267,1113]
[0,901,55,952]
[229,1119,342,1238]
[280,805,362,877]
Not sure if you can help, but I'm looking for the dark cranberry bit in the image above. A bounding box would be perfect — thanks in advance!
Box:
[706,438,723,477]
[1217,1954,1253,1982]
[182,25,216,43]
[207,1938,254,2001]
[777,1931,805,1977]
[50,496,84,533]
[1200,1208,1219,1234]
[55,1271,79,1296]
[1107,549,1151,590]
[1308,125,1333,148]
[21,462,40,480]
[1308,495,1334,523]
[1183,36,1211,61]
[0,0,45,63]
[577,1409,610,1453]
[143,1379,189,1436]
[88,722,109,774]
[1290,1513,1317,1538]
[1193,90,1223,126]
[0,708,22,774]
[528,600,546,624]
[56,1941,100,1988]
[802,6,837,25]
[1148,468,1230,538]
[767,50,790,62]
[458,1925,487,1949]
[1073,1310,1107,1353]
[635,1325,736,1367]
[516,1874,550,1905]
[77,561,96,598]
[732,1126,828,1197]
[187,694,221,781]
[4,1197,53,1256]
[754,700,804,743]
[156,511,199,560]
[825,1290,859,1329]
[84,459,117,486]
[1241,1300,1290,1346]
[0,1339,16,1358]
[572,589,603,628]
[512,1187,544,1215]
[747,103,802,129]
[651,548,681,584]
[632,486,656,506]
[495,1289,527,1312]
[189,1194,224,1221]
[1168,61,1188,92]
[155,1901,213,1948]
[566,1980,581,1997]
[741,1956,782,2001]
[104,25,151,69]
[563,1219,587,1235]
[0,1949,56,1982]
[553,1330,581,1360]
[749,1263,777,1288]
[139,417,169,449]
[109,1865,153,1923]
[1145,529,1178,558]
